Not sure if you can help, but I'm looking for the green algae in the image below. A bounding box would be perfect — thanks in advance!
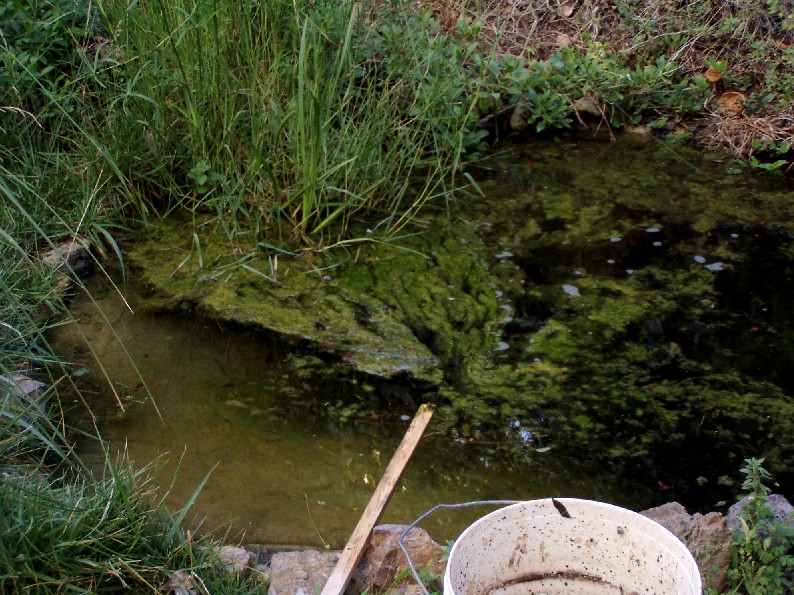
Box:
[127,136,794,503]
[126,213,508,389]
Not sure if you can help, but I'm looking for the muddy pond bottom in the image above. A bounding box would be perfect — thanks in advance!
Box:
[54,275,655,548]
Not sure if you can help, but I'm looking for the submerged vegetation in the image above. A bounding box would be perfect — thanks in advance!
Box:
[1,0,794,590]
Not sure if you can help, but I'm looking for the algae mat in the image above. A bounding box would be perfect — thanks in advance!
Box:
[121,135,794,506]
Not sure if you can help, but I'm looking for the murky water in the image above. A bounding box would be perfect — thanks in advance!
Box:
[54,275,652,548]
[53,134,794,547]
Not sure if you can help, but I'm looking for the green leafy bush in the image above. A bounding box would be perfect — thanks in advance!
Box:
[725,458,794,594]
[0,0,94,113]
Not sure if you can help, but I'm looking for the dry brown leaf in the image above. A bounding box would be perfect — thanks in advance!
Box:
[705,67,723,84]
[717,92,746,117]
[556,32,572,46]
[560,3,574,17]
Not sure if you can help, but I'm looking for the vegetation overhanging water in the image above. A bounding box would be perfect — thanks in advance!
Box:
[52,135,794,547]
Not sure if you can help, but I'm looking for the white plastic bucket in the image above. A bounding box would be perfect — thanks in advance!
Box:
[443,498,701,595]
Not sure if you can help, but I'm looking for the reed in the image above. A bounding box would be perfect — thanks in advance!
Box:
[91,0,480,244]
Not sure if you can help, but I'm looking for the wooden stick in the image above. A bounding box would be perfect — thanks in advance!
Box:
[321,404,434,595]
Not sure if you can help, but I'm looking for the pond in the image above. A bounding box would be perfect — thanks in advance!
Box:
[52,134,794,548]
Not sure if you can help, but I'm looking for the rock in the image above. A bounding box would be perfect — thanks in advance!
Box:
[41,238,92,276]
[213,545,254,577]
[268,550,339,595]
[349,524,445,594]
[726,493,794,533]
[573,96,602,118]
[253,563,271,585]
[509,103,531,132]
[1,374,48,422]
[163,569,199,595]
[641,502,732,592]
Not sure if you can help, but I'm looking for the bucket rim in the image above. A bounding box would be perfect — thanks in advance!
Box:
[443,497,702,595]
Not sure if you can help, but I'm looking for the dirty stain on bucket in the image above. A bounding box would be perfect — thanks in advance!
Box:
[444,499,701,595]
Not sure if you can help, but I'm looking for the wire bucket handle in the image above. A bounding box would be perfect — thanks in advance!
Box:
[398,500,523,595]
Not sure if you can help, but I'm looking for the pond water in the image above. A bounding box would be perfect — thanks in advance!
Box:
[54,276,652,547]
[52,134,794,547]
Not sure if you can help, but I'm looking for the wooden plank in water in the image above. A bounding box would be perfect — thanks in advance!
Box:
[321,404,434,595]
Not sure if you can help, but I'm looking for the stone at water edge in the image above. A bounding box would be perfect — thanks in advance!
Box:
[213,545,255,577]
[268,550,340,595]
[349,524,445,594]
[726,493,794,533]
[641,502,732,592]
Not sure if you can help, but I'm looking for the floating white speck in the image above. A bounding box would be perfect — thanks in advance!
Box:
[694,255,707,263]
[653,241,663,247]
[400,414,411,421]
[610,237,622,243]
[574,270,583,276]
[496,341,510,351]
[607,259,615,264]
[705,262,724,271]
[535,446,552,453]
[730,233,739,238]
[562,284,581,297]
[626,269,634,275]
[646,227,661,233]
[495,251,514,259]
[495,290,503,298]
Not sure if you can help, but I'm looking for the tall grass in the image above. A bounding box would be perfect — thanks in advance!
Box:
[91,0,481,244]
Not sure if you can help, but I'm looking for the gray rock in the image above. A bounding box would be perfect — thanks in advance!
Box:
[213,545,254,577]
[726,493,794,533]
[1,374,48,422]
[162,569,199,595]
[642,502,732,592]
[268,550,339,595]
[41,238,92,276]
[349,524,444,594]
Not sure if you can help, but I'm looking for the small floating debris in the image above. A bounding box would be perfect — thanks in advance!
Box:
[626,269,634,275]
[607,259,615,264]
[730,233,739,238]
[71,366,92,379]
[653,241,663,247]
[646,227,661,233]
[535,446,553,453]
[694,255,707,264]
[224,399,247,409]
[495,250,514,259]
[610,237,622,243]
[562,284,581,297]
[400,414,411,421]
[495,341,510,351]
[704,262,724,271]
